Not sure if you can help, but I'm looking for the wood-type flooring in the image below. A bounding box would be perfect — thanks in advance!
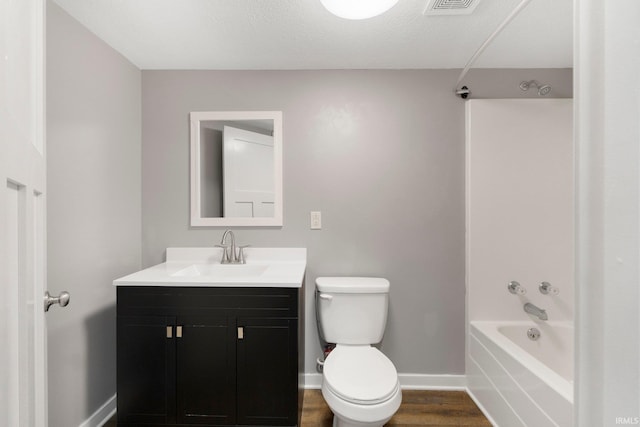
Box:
[104,389,492,427]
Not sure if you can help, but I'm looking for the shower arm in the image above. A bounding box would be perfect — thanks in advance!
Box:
[454,0,534,96]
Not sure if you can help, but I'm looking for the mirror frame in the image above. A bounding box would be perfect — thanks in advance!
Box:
[190,110,283,227]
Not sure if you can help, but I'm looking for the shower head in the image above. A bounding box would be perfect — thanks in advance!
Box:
[519,80,552,96]
[537,84,552,96]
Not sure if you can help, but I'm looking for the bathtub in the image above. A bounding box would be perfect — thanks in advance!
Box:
[467,321,574,427]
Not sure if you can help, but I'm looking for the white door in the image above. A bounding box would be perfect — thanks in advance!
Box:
[222,126,275,218]
[0,0,48,425]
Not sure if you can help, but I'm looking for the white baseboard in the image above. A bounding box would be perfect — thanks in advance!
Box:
[78,394,116,427]
[304,373,467,390]
[399,373,466,390]
[304,373,323,389]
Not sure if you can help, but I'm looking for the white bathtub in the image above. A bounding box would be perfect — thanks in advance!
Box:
[467,321,574,427]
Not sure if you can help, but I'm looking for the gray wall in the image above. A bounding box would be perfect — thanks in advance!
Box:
[141,69,572,376]
[46,2,141,426]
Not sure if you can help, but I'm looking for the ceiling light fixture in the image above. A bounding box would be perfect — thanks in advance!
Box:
[320,0,399,20]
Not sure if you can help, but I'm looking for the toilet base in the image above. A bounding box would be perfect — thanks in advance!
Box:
[322,384,401,427]
[331,413,393,427]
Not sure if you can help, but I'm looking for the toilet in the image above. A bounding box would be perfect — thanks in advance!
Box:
[316,277,402,427]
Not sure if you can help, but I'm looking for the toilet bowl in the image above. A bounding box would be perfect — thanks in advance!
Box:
[321,345,402,427]
[315,277,402,427]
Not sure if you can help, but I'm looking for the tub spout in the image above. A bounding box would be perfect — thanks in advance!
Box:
[524,302,548,320]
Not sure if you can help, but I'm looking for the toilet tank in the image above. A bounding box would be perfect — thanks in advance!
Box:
[315,277,390,345]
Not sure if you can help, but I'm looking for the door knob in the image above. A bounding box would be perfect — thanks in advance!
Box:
[44,290,70,312]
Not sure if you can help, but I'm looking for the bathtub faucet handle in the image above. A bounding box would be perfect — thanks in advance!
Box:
[539,281,560,296]
[507,281,527,295]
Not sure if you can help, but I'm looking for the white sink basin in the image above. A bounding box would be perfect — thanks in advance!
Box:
[171,263,268,278]
[113,247,306,288]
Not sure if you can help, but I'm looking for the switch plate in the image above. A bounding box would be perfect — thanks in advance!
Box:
[310,211,322,230]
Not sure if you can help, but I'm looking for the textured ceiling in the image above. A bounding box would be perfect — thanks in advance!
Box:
[51,0,572,70]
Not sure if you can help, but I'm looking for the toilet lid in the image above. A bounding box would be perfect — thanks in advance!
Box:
[323,346,399,405]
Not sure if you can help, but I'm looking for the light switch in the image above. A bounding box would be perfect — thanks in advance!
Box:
[310,211,322,230]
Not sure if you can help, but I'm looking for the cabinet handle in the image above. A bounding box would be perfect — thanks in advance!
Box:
[176,326,183,338]
[166,326,173,338]
[237,327,244,340]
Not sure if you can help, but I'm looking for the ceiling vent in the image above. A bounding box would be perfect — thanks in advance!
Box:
[423,0,482,15]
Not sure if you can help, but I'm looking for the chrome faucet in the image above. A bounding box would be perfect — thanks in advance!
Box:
[524,302,548,321]
[220,230,236,263]
[216,230,248,264]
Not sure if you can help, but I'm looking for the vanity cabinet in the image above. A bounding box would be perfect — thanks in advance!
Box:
[116,286,304,427]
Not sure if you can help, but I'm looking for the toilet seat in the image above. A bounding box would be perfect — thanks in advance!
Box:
[323,345,399,405]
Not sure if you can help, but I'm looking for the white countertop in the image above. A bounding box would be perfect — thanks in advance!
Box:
[113,247,306,288]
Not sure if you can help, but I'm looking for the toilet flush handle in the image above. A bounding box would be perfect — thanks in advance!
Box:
[318,294,333,301]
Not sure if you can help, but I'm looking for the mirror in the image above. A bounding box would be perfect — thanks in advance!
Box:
[190,111,283,227]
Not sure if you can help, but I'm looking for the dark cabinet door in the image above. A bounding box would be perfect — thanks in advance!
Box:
[117,315,176,425]
[236,318,298,426]
[176,315,237,425]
